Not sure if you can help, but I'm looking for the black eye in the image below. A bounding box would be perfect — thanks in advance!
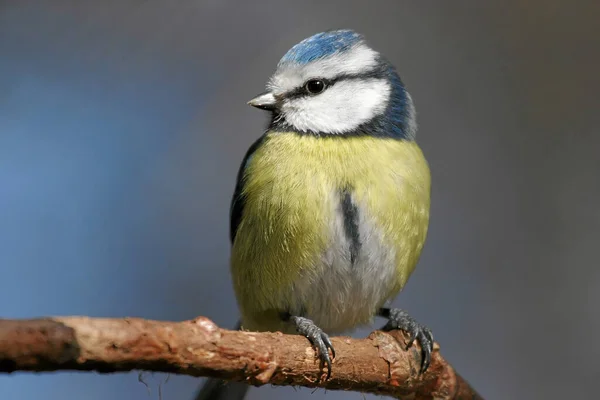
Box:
[305,79,326,94]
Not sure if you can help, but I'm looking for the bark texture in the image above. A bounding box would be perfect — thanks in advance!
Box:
[0,317,482,399]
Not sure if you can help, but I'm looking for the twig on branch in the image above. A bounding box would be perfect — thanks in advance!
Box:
[0,317,481,399]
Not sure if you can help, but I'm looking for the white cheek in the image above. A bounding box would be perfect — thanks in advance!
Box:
[282,79,391,134]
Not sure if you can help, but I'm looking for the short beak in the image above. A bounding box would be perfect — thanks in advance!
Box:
[247,91,277,111]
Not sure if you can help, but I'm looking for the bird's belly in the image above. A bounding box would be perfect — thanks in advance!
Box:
[288,201,398,334]
[233,190,403,335]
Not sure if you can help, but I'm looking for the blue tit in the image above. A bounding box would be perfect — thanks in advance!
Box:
[196,29,432,400]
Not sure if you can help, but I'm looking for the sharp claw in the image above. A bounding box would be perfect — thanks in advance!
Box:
[319,333,334,379]
[290,316,335,380]
[379,308,434,374]
[322,334,335,359]
[406,329,418,350]
[418,329,434,374]
[323,352,332,379]
[424,328,434,345]
[421,347,431,373]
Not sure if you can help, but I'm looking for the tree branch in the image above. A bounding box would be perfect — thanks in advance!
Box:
[0,317,481,399]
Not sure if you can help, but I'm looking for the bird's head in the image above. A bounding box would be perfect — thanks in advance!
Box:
[248,29,417,139]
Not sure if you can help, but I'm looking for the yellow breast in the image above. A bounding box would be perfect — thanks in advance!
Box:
[231,132,430,331]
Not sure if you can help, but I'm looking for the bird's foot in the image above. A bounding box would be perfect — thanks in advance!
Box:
[289,316,335,379]
[379,307,433,374]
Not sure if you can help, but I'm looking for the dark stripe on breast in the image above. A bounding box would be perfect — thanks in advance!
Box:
[340,189,361,265]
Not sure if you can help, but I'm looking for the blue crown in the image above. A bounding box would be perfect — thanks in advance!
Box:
[279,30,364,65]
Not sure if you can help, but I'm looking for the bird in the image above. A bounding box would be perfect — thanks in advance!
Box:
[195,29,433,400]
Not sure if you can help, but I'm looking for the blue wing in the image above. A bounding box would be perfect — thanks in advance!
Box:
[229,134,267,243]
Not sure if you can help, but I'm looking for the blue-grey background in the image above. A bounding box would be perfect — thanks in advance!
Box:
[1,1,598,399]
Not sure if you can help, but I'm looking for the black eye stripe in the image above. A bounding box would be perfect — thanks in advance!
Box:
[286,79,330,99]
[284,68,387,100]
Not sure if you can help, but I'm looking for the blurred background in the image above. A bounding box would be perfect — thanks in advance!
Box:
[0,1,598,399]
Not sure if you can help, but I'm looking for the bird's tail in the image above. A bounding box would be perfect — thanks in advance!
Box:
[193,378,250,400]
[192,320,249,400]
